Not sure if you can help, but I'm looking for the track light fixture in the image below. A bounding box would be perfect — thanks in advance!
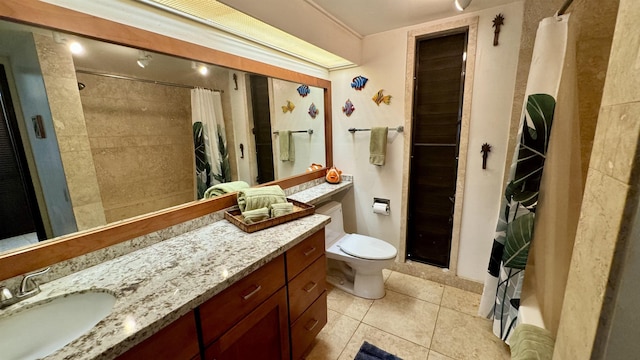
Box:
[137,51,153,68]
[454,0,472,11]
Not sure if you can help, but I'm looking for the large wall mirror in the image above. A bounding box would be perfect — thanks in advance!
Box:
[0,0,332,279]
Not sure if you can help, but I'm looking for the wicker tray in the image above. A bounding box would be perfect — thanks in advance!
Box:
[224,199,315,233]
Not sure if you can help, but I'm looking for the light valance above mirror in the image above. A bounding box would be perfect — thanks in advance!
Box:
[0,0,333,281]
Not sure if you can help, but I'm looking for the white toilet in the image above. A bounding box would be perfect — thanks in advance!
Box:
[316,201,397,299]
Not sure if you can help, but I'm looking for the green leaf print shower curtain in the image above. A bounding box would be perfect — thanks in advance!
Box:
[479,14,575,342]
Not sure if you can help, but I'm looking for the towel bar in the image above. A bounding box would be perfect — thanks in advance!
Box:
[273,129,313,135]
[348,126,404,134]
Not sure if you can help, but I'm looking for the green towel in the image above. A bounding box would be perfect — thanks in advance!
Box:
[270,202,294,217]
[369,127,388,166]
[237,185,287,212]
[203,181,250,198]
[279,130,295,162]
[510,324,555,360]
[242,207,270,224]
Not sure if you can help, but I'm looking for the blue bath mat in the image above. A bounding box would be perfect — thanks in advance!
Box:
[354,341,402,360]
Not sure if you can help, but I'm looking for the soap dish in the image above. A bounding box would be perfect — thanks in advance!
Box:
[224,199,315,233]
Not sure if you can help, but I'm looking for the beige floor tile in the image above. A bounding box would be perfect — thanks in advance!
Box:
[428,350,456,360]
[431,307,511,360]
[383,268,392,282]
[385,271,445,305]
[362,290,439,346]
[441,286,481,316]
[326,284,374,321]
[306,309,360,360]
[338,323,429,360]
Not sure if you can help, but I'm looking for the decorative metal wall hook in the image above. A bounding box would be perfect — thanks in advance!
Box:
[481,143,492,169]
[493,14,504,46]
[232,73,238,90]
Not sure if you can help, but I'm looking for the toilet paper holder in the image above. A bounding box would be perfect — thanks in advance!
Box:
[373,198,391,215]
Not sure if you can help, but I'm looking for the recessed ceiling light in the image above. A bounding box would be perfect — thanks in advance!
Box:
[69,41,84,55]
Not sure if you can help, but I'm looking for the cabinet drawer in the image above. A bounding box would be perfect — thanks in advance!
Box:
[200,254,285,346]
[288,255,326,322]
[290,291,327,360]
[286,229,325,281]
[116,312,199,360]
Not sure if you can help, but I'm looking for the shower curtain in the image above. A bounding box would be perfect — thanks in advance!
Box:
[192,88,230,199]
[479,14,576,342]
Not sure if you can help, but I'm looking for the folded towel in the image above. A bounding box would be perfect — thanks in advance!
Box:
[369,127,388,166]
[279,130,295,162]
[203,181,250,198]
[270,202,294,217]
[242,207,270,224]
[237,185,287,212]
[510,324,555,360]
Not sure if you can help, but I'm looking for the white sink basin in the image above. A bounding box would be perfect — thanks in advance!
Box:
[0,291,116,360]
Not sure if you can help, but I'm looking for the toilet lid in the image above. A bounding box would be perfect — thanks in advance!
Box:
[338,234,397,260]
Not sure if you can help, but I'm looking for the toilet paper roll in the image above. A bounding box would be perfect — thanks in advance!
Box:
[373,202,390,215]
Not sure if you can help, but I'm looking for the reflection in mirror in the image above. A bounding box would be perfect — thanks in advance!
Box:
[0,19,325,254]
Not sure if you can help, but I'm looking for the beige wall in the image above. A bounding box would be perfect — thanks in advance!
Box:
[553,0,637,358]
[77,73,194,223]
[34,34,107,231]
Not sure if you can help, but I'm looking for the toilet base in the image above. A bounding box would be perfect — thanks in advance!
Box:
[326,259,387,300]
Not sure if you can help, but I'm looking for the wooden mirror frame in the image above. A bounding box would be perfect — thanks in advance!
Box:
[0,0,333,280]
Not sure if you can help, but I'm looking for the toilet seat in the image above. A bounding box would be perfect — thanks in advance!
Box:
[337,234,397,260]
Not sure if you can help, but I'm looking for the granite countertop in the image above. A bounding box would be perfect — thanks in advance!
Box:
[4,214,330,359]
[287,178,353,205]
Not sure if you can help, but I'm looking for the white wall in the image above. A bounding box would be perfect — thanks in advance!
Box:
[330,1,524,282]
[270,79,326,178]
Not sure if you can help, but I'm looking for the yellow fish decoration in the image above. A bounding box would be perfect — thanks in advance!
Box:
[281,100,295,113]
[372,89,392,106]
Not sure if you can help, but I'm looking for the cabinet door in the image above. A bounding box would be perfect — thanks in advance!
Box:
[116,312,199,360]
[205,287,290,360]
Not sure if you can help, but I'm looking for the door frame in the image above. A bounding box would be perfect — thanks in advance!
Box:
[400,16,478,276]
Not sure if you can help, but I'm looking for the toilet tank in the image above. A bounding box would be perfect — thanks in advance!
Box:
[316,201,346,246]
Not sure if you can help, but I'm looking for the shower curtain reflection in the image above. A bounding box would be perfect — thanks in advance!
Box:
[191,88,230,198]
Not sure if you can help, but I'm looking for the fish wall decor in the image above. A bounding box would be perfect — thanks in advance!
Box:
[372,89,391,106]
[281,100,295,113]
[297,85,310,97]
[350,75,368,90]
[308,103,319,119]
[342,99,355,117]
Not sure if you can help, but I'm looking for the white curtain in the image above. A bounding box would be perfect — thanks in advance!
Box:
[191,88,227,198]
[479,14,577,342]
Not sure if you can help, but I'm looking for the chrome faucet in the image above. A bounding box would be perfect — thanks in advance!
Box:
[0,267,50,309]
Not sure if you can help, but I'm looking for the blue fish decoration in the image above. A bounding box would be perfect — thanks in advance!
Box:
[350,76,368,91]
[342,99,355,117]
[308,103,319,119]
[297,85,310,97]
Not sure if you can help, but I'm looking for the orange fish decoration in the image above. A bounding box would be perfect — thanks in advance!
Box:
[372,89,391,106]
[281,100,295,113]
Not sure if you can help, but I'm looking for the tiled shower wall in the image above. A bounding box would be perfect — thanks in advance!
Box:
[35,33,107,231]
[77,73,194,223]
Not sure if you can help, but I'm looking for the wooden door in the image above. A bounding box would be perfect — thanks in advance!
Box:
[0,64,45,240]
[407,30,468,268]
[249,75,275,184]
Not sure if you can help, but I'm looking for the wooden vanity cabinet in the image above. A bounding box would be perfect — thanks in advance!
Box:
[117,229,327,360]
[116,312,199,360]
[285,229,328,359]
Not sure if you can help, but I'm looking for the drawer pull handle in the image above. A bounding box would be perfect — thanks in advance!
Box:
[303,247,317,256]
[305,319,319,331]
[303,281,318,293]
[242,285,262,300]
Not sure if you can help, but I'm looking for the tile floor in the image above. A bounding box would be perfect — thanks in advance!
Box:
[305,270,511,360]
